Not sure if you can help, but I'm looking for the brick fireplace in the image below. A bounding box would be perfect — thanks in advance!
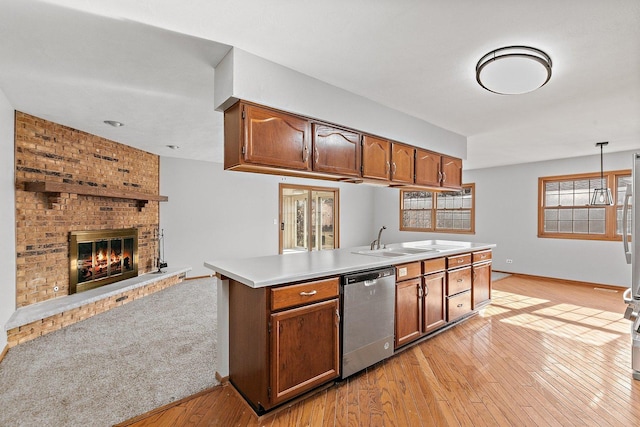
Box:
[8,112,185,347]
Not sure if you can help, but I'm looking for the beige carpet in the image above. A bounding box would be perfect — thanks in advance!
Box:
[0,277,218,426]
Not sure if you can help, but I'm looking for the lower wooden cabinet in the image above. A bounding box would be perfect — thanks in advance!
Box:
[473,261,492,308]
[270,299,340,405]
[423,271,446,333]
[395,278,422,348]
[229,277,340,413]
[447,289,472,322]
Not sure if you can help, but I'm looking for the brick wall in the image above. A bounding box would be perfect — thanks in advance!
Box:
[14,112,161,307]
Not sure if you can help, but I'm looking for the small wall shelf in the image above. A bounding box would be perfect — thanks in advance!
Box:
[24,181,168,210]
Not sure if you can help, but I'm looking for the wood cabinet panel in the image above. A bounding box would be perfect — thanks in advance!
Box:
[395,278,422,348]
[423,257,446,274]
[271,277,339,311]
[362,135,391,181]
[447,253,472,269]
[243,103,310,170]
[228,281,270,411]
[441,156,463,189]
[391,143,414,184]
[396,262,421,281]
[423,272,447,332]
[414,149,442,187]
[447,266,471,296]
[447,290,472,322]
[312,124,361,176]
[270,299,340,405]
[473,261,492,308]
[472,250,492,264]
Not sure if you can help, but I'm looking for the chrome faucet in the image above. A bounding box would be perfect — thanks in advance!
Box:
[370,226,387,250]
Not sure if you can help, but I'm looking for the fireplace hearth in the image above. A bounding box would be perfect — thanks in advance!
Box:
[69,229,138,294]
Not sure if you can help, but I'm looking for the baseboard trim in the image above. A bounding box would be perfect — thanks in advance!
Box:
[114,384,226,426]
[215,371,229,384]
[496,271,627,292]
[0,344,8,364]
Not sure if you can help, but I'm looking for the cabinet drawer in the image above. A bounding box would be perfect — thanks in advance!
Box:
[447,253,471,269]
[472,250,492,264]
[396,262,421,281]
[447,290,472,322]
[423,257,446,274]
[447,266,471,296]
[271,277,339,311]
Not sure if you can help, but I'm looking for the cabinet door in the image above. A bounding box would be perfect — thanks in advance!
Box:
[447,266,472,296]
[362,135,391,181]
[414,149,441,187]
[391,143,415,184]
[243,103,311,171]
[440,156,462,189]
[423,272,446,332]
[395,278,422,348]
[270,299,339,405]
[312,124,361,176]
[473,262,492,308]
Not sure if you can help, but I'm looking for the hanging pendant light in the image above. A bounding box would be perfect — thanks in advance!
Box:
[590,141,614,206]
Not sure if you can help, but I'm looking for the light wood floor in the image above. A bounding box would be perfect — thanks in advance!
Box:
[117,275,640,426]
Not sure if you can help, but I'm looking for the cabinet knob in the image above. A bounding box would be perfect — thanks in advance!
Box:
[457,279,463,282]
[457,303,463,308]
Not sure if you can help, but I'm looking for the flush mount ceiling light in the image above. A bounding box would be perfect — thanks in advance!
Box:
[104,120,124,127]
[590,141,614,206]
[476,46,552,95]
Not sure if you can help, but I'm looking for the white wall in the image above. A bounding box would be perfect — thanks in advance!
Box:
[159,157,376,277]
[374,150,638,287]
[214,48,467,159]
[0,89,15,350]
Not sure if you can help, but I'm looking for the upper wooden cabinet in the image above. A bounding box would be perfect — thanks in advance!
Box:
[312,124,361,177]
[415,149,442,187]
[391,143,415,185]
[415,149,463,190]
[225,102,311,172]
[441,156,463,189]
[362,135,391,181]
[224,100,463,189]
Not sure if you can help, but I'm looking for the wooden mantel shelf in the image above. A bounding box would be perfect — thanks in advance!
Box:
[25,181,168,210]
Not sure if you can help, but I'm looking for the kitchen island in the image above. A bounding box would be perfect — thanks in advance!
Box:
[205,239,495,414]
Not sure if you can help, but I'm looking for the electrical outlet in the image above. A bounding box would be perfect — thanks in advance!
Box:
[506,259,513,264]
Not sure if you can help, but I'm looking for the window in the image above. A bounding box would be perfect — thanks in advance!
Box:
[279,184,339,253]
[538,170,631,241]
[400,184,475,233]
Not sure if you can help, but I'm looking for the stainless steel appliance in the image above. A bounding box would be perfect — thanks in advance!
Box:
[622,152,640,380]
[341,266,395,378]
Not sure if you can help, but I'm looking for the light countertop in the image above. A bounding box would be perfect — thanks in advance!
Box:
[205,240,495,288]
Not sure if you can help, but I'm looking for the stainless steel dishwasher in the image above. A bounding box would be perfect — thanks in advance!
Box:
[341,266,396,378]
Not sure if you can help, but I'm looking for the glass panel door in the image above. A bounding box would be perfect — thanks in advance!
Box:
[281,187,309,253]
[280,185,339,253]
[312,190,336,251]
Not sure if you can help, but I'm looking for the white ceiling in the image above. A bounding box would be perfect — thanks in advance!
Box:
[1,0,639,170]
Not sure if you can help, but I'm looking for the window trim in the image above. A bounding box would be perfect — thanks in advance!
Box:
[278,183,340,254]
[537,169,630,241]
[399,183,475,234]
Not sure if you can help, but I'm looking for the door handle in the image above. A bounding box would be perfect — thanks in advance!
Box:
[623,184,632,264]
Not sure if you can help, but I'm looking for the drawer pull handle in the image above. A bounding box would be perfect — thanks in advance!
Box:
[458,259,463,263]
[457,303,464,308]
[457,279,463,282]
[299,290,317,296]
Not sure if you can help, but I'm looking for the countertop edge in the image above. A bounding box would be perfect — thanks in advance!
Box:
[205,242,496,289]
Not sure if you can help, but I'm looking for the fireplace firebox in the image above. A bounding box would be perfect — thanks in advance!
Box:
[69,229,138,294]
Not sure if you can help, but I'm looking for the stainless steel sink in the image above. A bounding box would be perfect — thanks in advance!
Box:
[354,247,437,257]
